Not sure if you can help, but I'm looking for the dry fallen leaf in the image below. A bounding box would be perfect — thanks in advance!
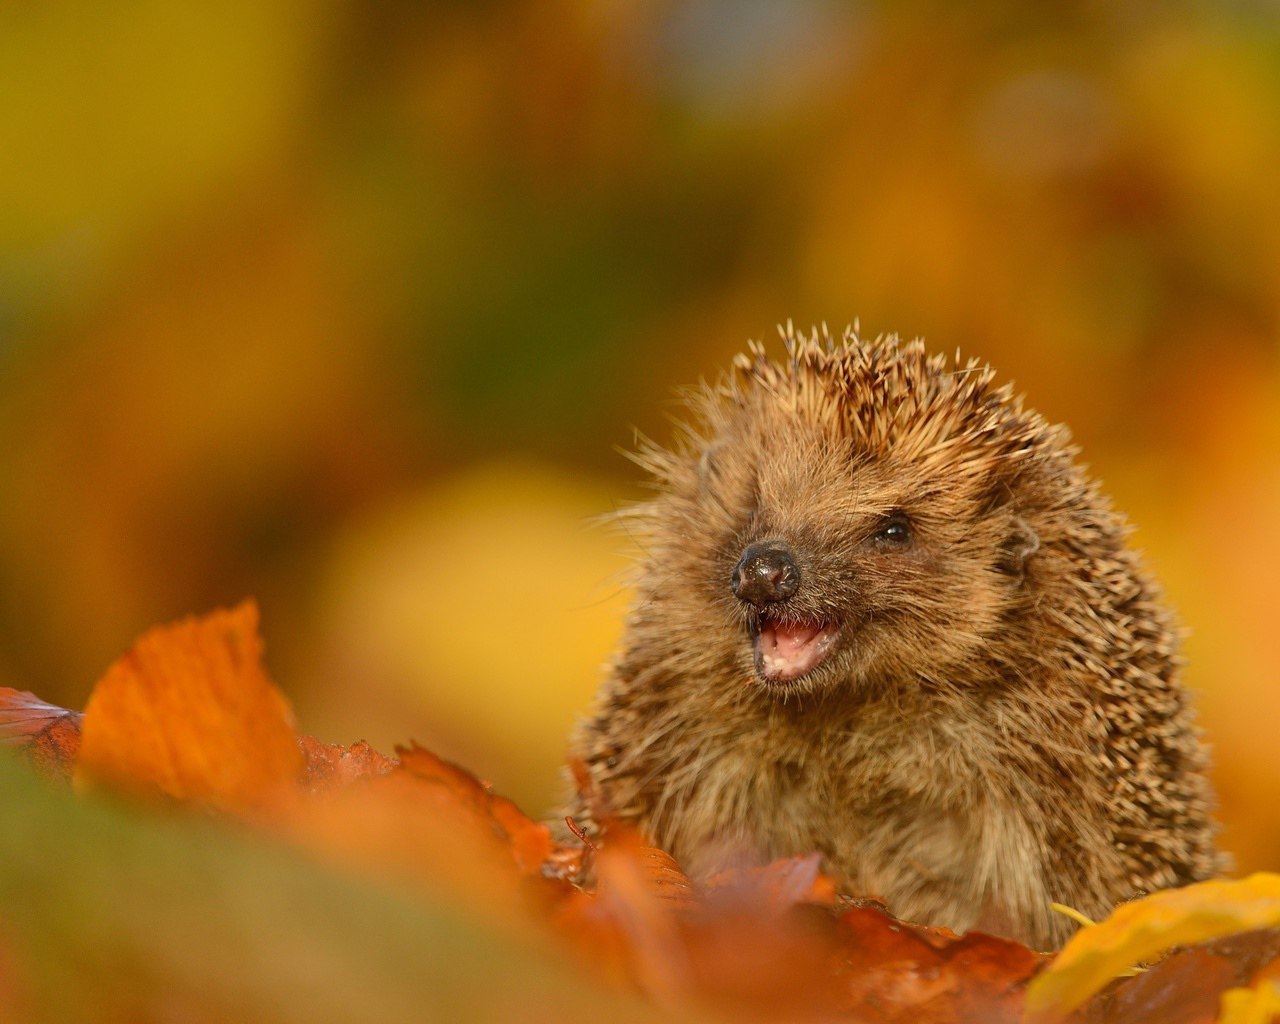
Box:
[1218,978,1280,1024]
[1082,928,1280,1024]
[553,828,1044,1022]
[298,734,397,790]
[705,854,837,912]
[832,904,1042,1023]
[9,602,1280,1023]
[276,741,585,931]
[395,743,556,876]
[0,687,83,780]
[1026,874,1280,1021]
[74,600,304,814]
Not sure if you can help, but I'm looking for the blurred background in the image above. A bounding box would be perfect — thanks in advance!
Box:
[1,1,1278,869]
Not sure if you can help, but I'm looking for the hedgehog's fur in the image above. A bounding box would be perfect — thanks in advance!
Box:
[566,324,1223,950]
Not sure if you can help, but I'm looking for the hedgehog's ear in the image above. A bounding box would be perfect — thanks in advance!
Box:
[996,516,1040,579]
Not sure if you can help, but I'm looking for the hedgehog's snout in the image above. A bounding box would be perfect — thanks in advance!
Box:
[731,542,800,607]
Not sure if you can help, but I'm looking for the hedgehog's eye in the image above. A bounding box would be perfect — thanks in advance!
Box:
[870,510,912,549]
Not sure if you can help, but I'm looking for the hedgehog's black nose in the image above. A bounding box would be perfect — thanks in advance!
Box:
[731,542,800,606]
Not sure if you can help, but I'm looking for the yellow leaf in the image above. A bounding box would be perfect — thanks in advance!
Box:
[1219,980,1280,1024]
[1025,873,1280,1021]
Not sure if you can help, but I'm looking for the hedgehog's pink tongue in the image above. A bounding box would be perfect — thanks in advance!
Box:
[754,619,838,684]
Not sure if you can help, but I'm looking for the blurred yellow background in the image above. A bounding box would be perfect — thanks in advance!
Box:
[1,1,1278,870]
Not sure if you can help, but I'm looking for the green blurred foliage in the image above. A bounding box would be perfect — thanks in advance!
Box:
[0,0,1278,866]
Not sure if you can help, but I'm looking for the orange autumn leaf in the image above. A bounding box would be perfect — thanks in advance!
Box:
[395,744,555,875]
[75,601,303,814]
[1091,928,1280,1024]
[12,601,1280,1022]
[557,831,694,1004]
[559,835,847,1018]
[280,751,569,923]
[831,905,1042,1023]
[630,844,697,909]
[705,854,837,913]
[298,734,397,791]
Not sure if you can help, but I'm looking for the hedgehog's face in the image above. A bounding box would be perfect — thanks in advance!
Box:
[670,394,1040,698]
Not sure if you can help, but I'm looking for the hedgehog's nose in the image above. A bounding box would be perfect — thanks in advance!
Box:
[731,543,800,606]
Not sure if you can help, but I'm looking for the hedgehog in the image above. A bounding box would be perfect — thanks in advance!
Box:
[565,324,1223,950]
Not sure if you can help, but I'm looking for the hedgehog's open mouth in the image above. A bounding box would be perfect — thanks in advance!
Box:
[751,616,840,685]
